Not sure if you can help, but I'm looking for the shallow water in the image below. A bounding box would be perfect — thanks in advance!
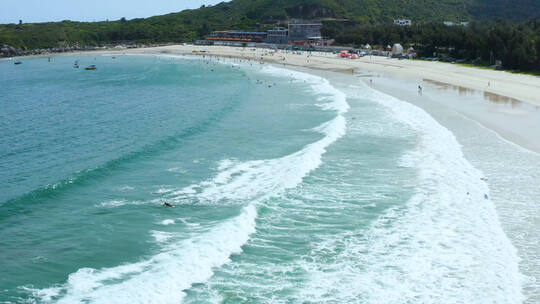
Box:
[0,54,524,303]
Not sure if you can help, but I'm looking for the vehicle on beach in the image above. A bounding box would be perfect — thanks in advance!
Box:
[85,65,97,70]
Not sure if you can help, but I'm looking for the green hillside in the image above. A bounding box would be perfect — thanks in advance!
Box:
[1,0,540,50]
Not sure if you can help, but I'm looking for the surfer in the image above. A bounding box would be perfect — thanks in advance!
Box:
[162,202,175,208]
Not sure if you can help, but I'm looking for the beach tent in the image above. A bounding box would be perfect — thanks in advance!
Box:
[339,50,351,58]
[392,43,403,56]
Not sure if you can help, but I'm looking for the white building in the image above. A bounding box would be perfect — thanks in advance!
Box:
[444,21,470,27]
[394,19,411,26]
[288,23,322,42]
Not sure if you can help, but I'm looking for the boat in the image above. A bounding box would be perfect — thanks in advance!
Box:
[85,65,97,70]
[73,60,79,68]
[14,61,22,65]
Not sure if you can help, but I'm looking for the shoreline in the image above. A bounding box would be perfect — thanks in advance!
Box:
[10,44,540,154]
[131,45,540,155]
[10,44,540,106]
[260,47,539,303]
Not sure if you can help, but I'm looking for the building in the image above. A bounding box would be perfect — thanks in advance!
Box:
[206,31,268,43]
[394,19,412,26]
[266,27,288,44]
[288,23,322,42]
[293,37,335,47]
[205,23,331,46]
[444,21,470,27]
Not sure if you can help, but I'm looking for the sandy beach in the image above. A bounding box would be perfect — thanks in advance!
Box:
[106,44,540,154]
[134,44,540,104]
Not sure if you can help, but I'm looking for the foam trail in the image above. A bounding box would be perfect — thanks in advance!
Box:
[34,204,256,304]
[32,65,350,303]
[297,86,524,303]
[167,68,348,205]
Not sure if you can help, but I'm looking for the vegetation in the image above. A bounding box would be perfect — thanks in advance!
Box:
[0,0,539,71]
[2,0,540,49]
[326,19,540,71]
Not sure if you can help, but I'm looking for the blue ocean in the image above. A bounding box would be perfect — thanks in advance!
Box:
[0,54,525,303]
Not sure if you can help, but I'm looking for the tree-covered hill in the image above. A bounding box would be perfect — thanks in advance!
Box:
[1,0,540,50]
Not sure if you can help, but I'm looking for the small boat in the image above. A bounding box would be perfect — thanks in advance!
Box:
[85,65,97,70]
[14,61,22,65]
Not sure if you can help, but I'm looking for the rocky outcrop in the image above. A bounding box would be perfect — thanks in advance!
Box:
[1,44,18,57]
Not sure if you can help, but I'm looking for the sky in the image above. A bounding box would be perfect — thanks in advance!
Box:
[0,0,225,24]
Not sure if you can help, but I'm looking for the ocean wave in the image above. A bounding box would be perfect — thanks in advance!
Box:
[0,84,243,209]
[160,67,348,206]
[30,204,257,304]
[295,85,524,303]
[30,63,350,303]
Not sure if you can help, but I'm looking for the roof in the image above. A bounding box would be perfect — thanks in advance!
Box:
[228,31,267,35]
[289,23,322,26]
[206,37,255,42]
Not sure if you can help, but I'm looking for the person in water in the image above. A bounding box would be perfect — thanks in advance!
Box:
[162,202,175,208]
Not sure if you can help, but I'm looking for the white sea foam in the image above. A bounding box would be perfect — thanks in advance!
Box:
[33,64,350,303]
[151,230,174,243]
[33,204,257,304]
[160,219,175,226]
[166,115,345,205]
[115,185,135,191]
[165,68,348,206]
[98,200,146,208]
[295,86,524,303]
[166,166,187,173]
[261,65,349,115]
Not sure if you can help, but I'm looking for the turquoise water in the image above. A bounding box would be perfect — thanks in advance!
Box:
[0,54,523,303]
